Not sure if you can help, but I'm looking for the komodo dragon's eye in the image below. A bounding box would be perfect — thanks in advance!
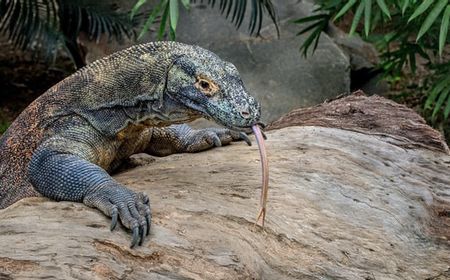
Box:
[195,76,218,97]
[200,81,210,90]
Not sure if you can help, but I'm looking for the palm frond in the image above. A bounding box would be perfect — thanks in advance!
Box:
[0,0,139,67]
[0,0,60,56]
[133,0,278,40]
[59,0,136,43]
[194,0,278,36]
[292,13,330,57]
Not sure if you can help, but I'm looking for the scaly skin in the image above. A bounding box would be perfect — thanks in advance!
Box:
[0,42,261,247]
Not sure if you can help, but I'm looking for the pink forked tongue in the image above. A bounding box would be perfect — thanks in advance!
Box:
[252,124,269,227]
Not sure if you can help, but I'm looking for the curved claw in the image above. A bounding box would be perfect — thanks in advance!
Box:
[257,122,267,129]
[142,194,150,205]
[261,130,267,140]
[239,132,252,146]
[139,223,146,246]
[84,186,152,248]
[212,134,222,147]
[145,212,151,236]
[131,226,140,248]
[110,207,118,231]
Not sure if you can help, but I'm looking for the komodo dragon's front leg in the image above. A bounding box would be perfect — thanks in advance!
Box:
[27,123,249,247]
[27,132,152,247]
[146,124,251,156]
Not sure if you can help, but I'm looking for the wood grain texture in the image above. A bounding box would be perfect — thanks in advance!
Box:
[268,91,449,154]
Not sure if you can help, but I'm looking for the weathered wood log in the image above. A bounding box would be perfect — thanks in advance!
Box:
[1,93,449,279]
[269,90,449,154]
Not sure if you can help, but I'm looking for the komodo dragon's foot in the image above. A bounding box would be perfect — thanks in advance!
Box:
[149,125,252,156]
[181,127,252,152]
[83,185,151,248]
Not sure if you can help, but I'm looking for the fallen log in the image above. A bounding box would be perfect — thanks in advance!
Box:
[1,92,449,279]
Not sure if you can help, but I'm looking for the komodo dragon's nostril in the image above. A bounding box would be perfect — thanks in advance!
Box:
[240,111,251,119]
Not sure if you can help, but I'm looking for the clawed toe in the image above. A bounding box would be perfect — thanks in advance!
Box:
[110,206,118,231]
[84,187,152,248]
[210,134,222,147]
[239,132,252,146]
[131,226,140,248]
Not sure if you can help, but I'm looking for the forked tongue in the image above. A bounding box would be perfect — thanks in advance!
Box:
[252,124,269,227]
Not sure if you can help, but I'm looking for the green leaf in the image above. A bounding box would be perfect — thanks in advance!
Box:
[296,21,325,36]
[417,0,447,41]
[439,5,450,55]
[408,51,416,73]
[350,2,365,35]
[138,0,165,40]
[376,0,391,18]
[408,0,434,23]
[300,24,323,57]
[169,0,179,32]
[158,0,170,40]
[131,0,147,19]
[402,0,409,15]
[425,76,450,109]
[292,14,328,24]
[364,0,372,36]
[334,0,357,21]
[415,44,431,60]
[195,0,278,37]
[372,7,382,27]
[444,93,450,119]
[169,24,176,40]
[383,31,397,43]
[180,0,190,9]
[432,85,450,120]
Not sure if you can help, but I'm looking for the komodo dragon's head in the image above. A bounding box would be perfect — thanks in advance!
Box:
[164,44,261,133]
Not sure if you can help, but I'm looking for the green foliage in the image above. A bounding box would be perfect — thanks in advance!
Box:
[132,0,279,40]
[0,0,138,67]
[0,120,9,134]
[1,0,278,65]
[424,62,450,122]
[293,0,450,125]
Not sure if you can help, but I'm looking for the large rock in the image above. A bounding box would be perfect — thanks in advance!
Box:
[325,24,388,95]
[1,95,449,280]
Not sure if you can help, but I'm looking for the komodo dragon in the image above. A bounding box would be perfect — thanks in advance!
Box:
[0,42,261,247]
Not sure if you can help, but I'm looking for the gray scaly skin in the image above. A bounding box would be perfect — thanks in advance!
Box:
[0,42,261,247]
